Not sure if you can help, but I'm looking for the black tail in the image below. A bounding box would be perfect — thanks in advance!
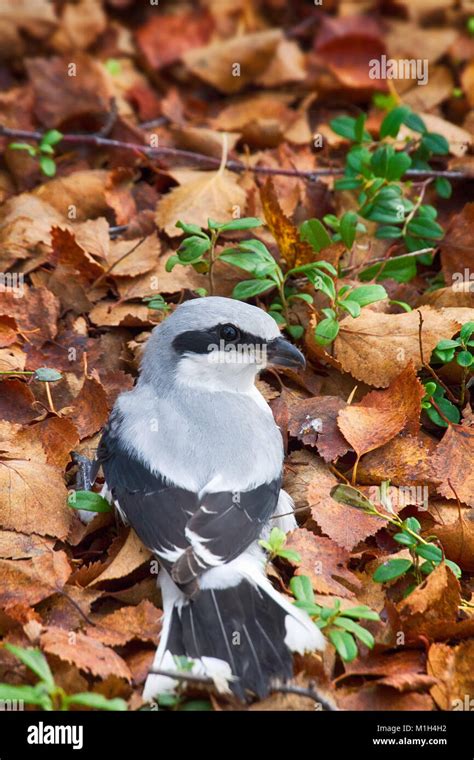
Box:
[144,576,324,702]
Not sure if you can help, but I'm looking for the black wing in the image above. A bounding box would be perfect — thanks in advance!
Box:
[96,420,281,596]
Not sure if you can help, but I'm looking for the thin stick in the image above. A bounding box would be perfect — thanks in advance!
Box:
[417,310,459,404]
[0,125,467,181]
[88,236,146,290]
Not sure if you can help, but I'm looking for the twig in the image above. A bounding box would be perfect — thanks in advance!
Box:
[342,247,435,276]
[147,669,337,709]
[417,310,459,404]
[0,125,467,181]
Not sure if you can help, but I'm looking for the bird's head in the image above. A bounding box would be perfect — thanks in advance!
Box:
[140,297,305,393]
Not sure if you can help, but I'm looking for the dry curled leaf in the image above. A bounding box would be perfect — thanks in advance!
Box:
[432,425,474,507]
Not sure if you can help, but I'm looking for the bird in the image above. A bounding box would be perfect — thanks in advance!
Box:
[91,296,324,701]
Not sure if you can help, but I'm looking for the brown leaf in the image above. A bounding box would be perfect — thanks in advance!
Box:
[40,627,131,681]
[287,395,349,462]
[0,380,38,424]
[337,362,424,457]
[432,425,474,507]
[89,300,156,328]
[0,531,55,560]
[18,416,79,469]
[35,170,109,221]
[67,376,109,439]
[428,640,474,711]
[183,30,282,94]
[0,445,72,538]
[286,528,360,598]
[428,503,474,572]
[156,166,246,238]
[260,178,315,268]
[106,234,160,277]
[314,16,386,91]
[136,10,213,70]
[439,202,474,284]
[87,600,161,647]
[357,430,439,488]
[26,54,112,128]
[336,684,434,711]
[88,529,151,586]
[334,307,463,387]
[0,285,60,345]
[397,563,460,642]
[0,550,71,612]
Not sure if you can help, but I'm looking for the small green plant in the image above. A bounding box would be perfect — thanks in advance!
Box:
[422,381,460,427]
[331,484,461,591]
[431,321,474,405]
[259,527,301,563]
[0,644,127,711]
[330,105,449,282]
[166,217,263,296]
[150,656,212,711]
[290,575,379,663]
[142,294,171,312]
[9,129,63,177]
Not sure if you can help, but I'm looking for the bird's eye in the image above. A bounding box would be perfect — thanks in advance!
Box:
[219,324,240,342]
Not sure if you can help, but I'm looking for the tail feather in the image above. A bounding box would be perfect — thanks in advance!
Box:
[144,552,324,702]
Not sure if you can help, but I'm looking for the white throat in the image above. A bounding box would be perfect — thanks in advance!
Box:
[175,353,264,394]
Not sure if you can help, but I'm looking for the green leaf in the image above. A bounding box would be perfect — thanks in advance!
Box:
[165,254,180,272]
[339,211,358,249]
[373,558,413,583]
[330,484,375,512]
[104,58,122,75]
[393,532,417,547]
[311,270,336,301]
[422,133,449,155]
[457,350,473,367]
[175,221,207,237]
[33,367,62,382]
[40,129,63,147]
[178,235,210,262]
[426,397,460,427]
[435,177,452,198]
[335,178,362,191]
[40,144,54,155]
[405,516,421,533]
[214,217,262,232]
[436,339,460,350]
[231,279,276,301]
[460,322,474,343]
[278,548,302,563]
[288,292,313,305]
[330,115,357,141]
[338,299,361,318]
[375,225,403,239]
[407,218,443,239]
[328,629,358,662]
[9,142,37,157]
[336,618,375,649]
[0,683,52,707]
[387,151,412,181]
[360,254,417,283]
[67,491,112,513]
[380,105,411,138]
[403,111,426,134]
[346,284,387,307]
[268,527,286,551]
[4,644,55,690]
[314,317,339,346]
[238,239,275,260]
[219,251,276,277]
[179,700,213,711]
[39,155,56,177]
[65,692,127,711]
[339,606,380,622]
[415,543,443,563]
[290,575,314,604]
[445,559,462,578]
[286,324,304,340]
[300,219,332,252]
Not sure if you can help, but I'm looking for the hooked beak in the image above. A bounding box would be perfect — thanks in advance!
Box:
[267,336,306,371]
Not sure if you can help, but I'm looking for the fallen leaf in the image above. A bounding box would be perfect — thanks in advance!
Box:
[40,627,131,681]
[428,502,474,572]
[397,563,461,642]
[432,425,474,507]
[428,640,474,711]
[0,380,38,424]
[260,178,316,268]
[0,550,71,612]
[88,529,151,586]
[334,307,463,387]
[357,431,439,488]
[87,600,161,647]
[67,376,109,439]
[337,363,424,457]
[135,10,213,70]
[439,202,474,285]
[183,29,282,94]
[156,165,247,238]
[287,395,349,462]
[286,528,360,598]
